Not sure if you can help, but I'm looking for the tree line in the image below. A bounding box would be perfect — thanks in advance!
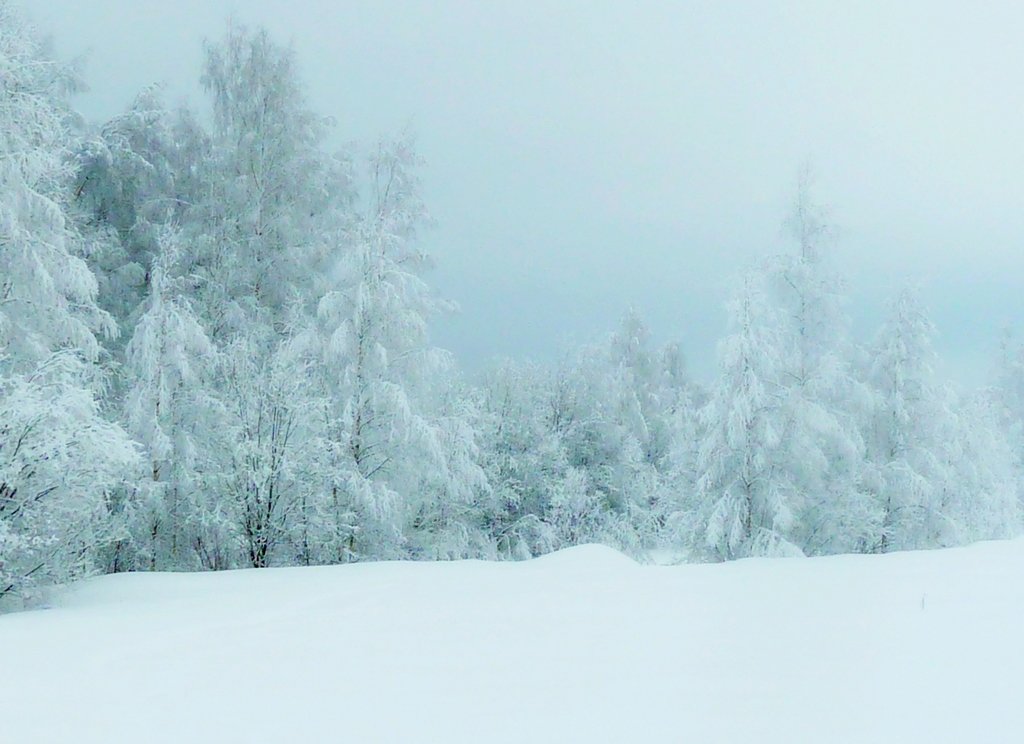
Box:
[2,5,1021,603]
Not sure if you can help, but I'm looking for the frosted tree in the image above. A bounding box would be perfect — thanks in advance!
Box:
[122,227,221,569]
[471,316,694,558]
[74,86,188,325]
[606,310,658,459]
[771,167,844,382]
[0,3,111,364]
[542,356,622,548]
[0,2,136,600]
[660,342,704,552]
[555,314,672,552]
[534,354,637,549]
[182,24,348,567]
[603,311,699,546]
[217,336,314,568]
[863,293,1021,551]
[691,275,802,560]
[194,22,341,340]
[548,467,605,546]
[71,83,219,572]
[0,358,137,602]
[405,388,492,560]
[993,331,1024,478]
[473,361,564,558]
[763,170,871,555]
[655,341,701,473]
[301,135,468,561]
[937,391,1019,545]
[865,287,952,551]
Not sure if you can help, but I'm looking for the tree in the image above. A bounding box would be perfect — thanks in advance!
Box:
[603,310,698,547]
[122,227,220,569]
[195,22,340,340]
[0,2,136,600]
[220,336,310,568]
[939,390,1019,545]
[301,135,464,561]
[993,330,1024,476]
[473,361,563,558]
[183,24,347,567]
[0,357,137,601]
[405,388,492,560]
[865,287,950,551]
[0,3,111,365]
[692,274,802,560]
[763,170,871,555]
[74,84,201,325]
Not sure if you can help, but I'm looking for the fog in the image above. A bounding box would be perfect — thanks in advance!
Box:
[35,0,1024,385]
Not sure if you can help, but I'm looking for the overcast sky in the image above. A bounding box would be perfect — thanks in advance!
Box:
[33,0,1024,386]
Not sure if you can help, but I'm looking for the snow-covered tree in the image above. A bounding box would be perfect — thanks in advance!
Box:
[405,389,492,560]
[301,135,465,561]
[473,361,564,558]
[603,311,699,546]
[0,3,136,600]
[692,275,802,560]
[194,22,341,339]
[74,86,200,327]
[938,390,1019,545]
[176,24,349,568]
[122,227,220,569]
[864,289,1021,550]
[763,171,871,555]
[218,336,313,568]
[993,330,1024,477]
[0,357,137,602]
[864,287,951,551]
[0,4,111,365]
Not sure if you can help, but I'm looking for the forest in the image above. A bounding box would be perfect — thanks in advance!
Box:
[3,2,1023,605]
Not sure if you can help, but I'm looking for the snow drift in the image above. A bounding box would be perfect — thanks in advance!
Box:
[3,541,1023,743]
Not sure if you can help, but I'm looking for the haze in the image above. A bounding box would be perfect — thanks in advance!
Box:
[34,0,1024,385]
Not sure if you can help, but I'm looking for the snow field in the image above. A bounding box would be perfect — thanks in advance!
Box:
[3,541,1023,743]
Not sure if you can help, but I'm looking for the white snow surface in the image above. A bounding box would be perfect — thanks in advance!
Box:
[4,540,1023,743]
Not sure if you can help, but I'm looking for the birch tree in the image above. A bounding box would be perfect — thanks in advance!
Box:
[0,2,136,600]
[122,227,220,569]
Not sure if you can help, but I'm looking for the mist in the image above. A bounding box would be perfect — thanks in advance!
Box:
[32,0,1024,386]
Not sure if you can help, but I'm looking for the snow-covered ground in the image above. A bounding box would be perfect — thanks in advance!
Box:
[4,541,1023,743]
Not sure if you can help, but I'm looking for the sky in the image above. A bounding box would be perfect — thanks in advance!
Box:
[32,0,1024,386]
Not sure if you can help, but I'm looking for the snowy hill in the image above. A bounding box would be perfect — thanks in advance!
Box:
[4,541,1023,743]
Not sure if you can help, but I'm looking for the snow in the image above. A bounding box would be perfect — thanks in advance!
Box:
[4,541,1024,743]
